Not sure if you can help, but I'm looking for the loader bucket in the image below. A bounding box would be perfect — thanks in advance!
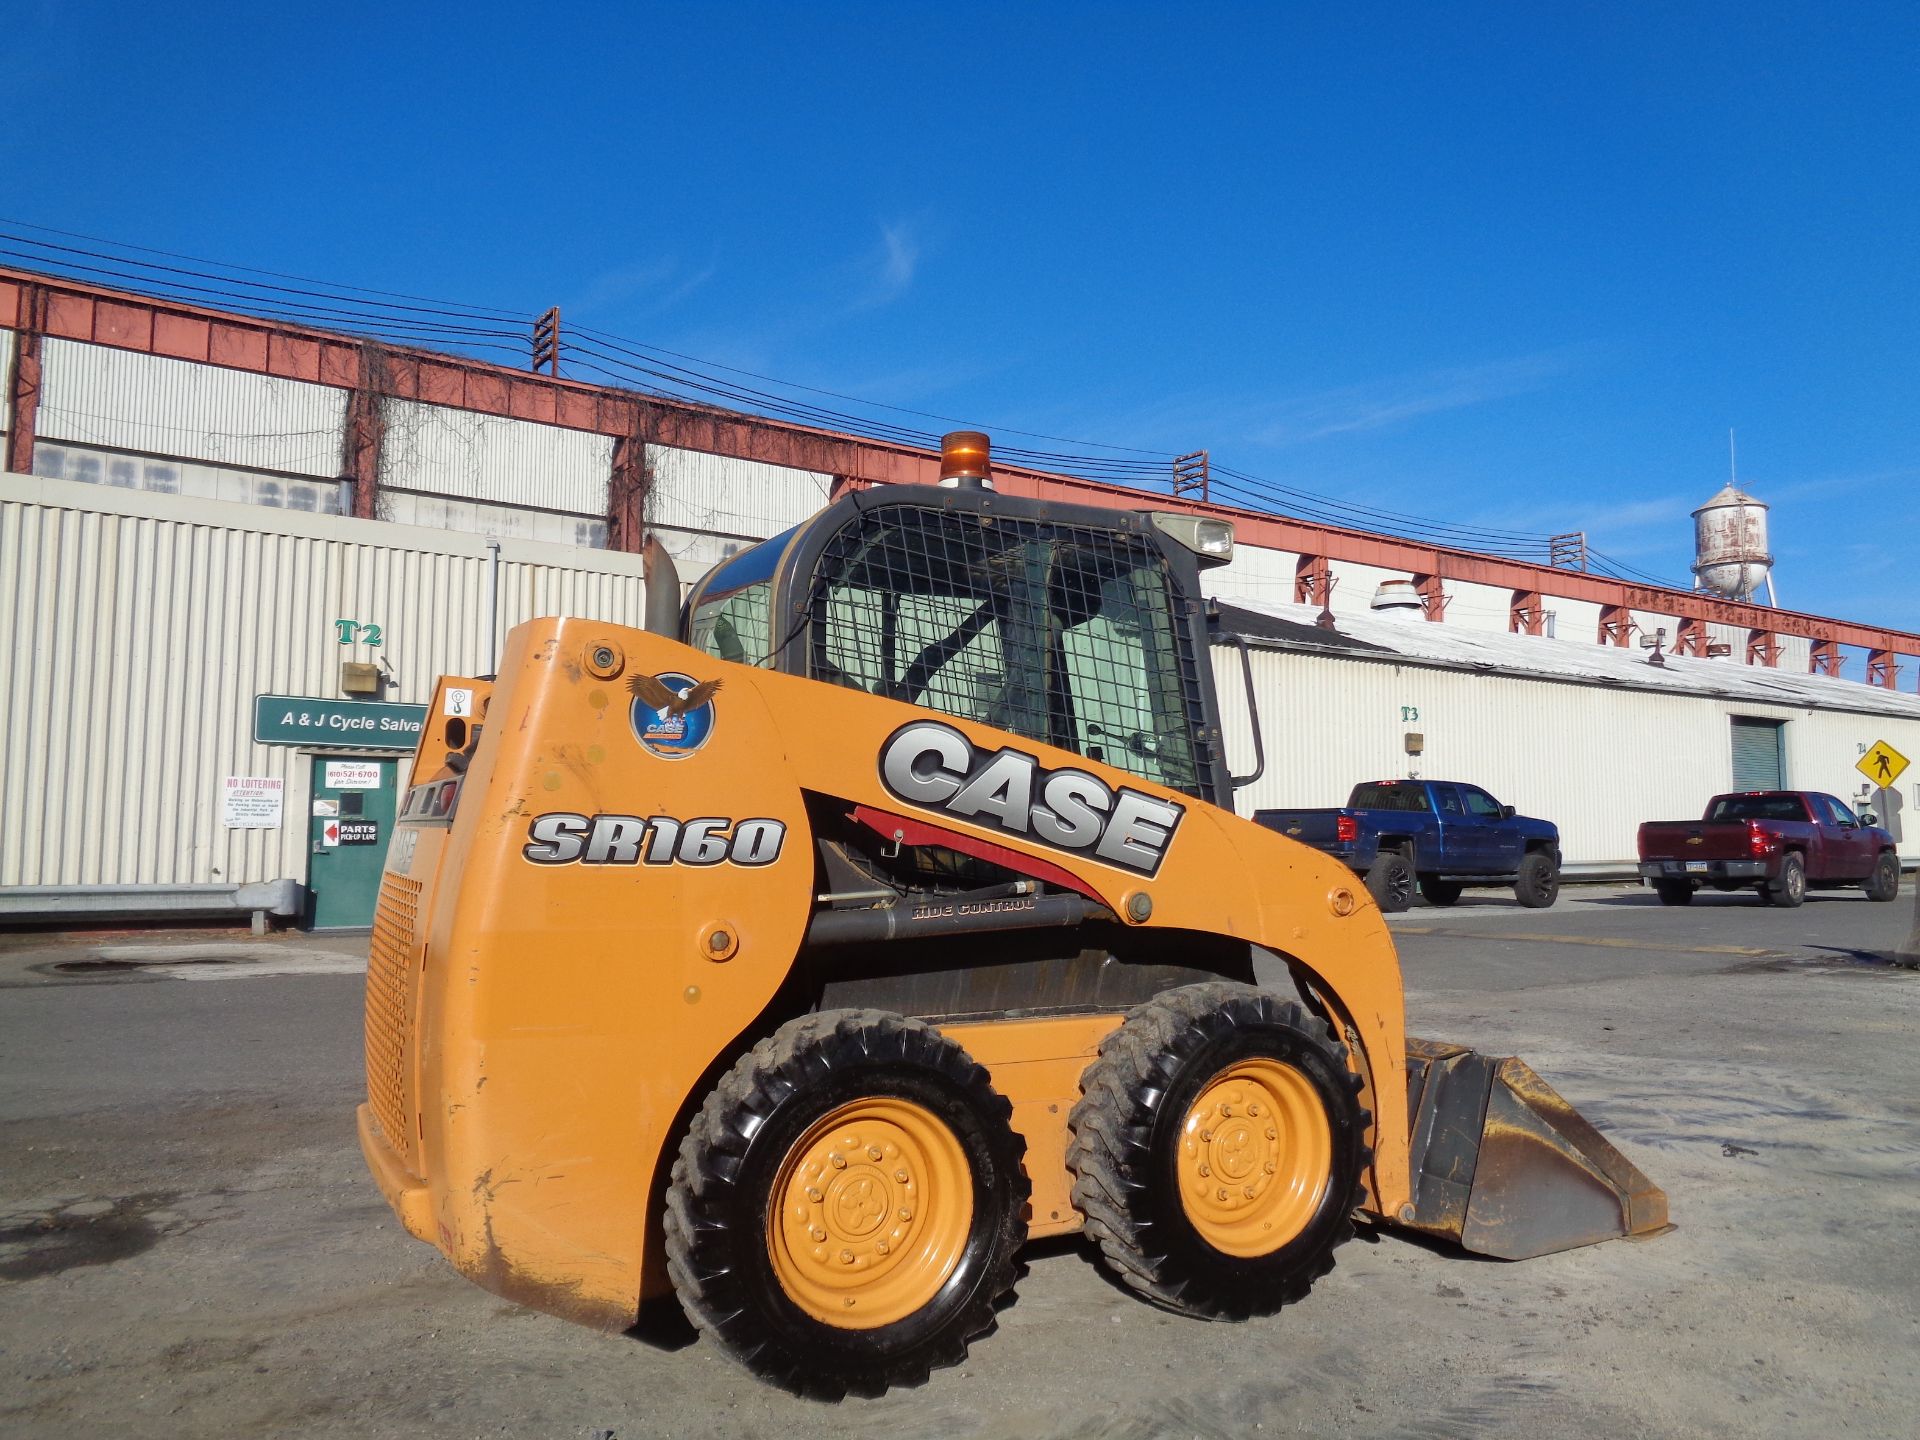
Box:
[1396,1038,1669,1260]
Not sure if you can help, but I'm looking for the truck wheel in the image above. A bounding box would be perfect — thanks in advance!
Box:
[1418,877,1464,907]
[1865,851,1901,902]
[1364,853,1416,913]
[1766,854,1807,908]
[1065,982,1368,1321]
[1652,879,1694,906]
[663,1010,1028,1398]
[1513,852,1560,909]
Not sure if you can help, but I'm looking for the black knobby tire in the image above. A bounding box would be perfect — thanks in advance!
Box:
[1418,876,1465,907]
[1652,879,1694,907]
[1513,851,1560,909]
[1865,851,1901,903]
[663,1010,1028,1398]
[1364,852,1416,913]
[1768,854,1807,908]
[1065,982,1369,1321]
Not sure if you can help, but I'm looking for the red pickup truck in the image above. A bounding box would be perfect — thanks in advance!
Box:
[1637,791,1902,907]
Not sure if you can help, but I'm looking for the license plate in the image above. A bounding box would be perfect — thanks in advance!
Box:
[1685,861,1708,874]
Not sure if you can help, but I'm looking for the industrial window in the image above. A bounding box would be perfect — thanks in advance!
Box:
[1729,717,1786,791]
[808,506,1210,797]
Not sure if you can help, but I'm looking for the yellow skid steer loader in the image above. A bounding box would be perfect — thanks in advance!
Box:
[359,433,1666,1397]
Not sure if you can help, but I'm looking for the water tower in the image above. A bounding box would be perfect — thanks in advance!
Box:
[1691,482,1775,604]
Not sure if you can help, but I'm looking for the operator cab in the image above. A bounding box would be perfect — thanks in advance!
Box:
[683,433,1238,806]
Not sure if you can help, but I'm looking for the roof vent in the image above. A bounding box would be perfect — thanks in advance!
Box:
[1370,580,1423,616]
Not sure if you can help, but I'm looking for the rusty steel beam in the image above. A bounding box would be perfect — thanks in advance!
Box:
[4,281,45,475]
[1413,572,1448,622]
[1809,638,1842,676]
[1867,649,1900,689]
[1597,604,1635,648]
[1748,629,1782,669]
[4,263,1918,668]
[1510,590,1545,636]
[1673,616,1707,657]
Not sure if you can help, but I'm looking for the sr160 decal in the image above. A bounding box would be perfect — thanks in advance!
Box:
[878,719,1184,877]
[524,814,786,867]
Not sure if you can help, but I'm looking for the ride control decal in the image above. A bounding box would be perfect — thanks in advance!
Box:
[877,719,1184,878]
[627,671,721,759]
[523,813,786,867]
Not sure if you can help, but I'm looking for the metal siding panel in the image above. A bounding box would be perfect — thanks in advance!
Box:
[1212,644,1801,869]
[1201,543,1298,604]
[380,399,612,515]
[647,445,831,539]
[0,477,651,890]
[38,339,347,477]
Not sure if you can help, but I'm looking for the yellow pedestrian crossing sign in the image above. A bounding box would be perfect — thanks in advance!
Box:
[1857,739,1910,787]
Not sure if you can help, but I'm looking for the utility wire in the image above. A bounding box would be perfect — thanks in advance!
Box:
[1,224,1677,576]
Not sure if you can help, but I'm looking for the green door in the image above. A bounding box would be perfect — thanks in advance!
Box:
[306,756,400,929]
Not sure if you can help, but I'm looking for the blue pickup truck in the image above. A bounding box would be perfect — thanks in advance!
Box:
[1254,779,1563,913]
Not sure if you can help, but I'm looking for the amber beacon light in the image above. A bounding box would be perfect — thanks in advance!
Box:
[937,430,993,489]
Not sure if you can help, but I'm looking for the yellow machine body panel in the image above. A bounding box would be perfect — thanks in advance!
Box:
[359,618,1416,1328]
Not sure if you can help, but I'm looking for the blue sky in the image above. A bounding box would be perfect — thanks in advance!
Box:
[7,2,1917,635]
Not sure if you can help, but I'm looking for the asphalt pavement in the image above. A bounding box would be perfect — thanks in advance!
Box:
[1,883,1916,1439]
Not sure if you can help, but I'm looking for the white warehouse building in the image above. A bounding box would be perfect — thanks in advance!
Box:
[3,263,1917,928]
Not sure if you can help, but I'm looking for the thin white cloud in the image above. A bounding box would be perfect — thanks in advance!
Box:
[849,220,921,312]
[1250,351,1577,446]
[565,258,715,318]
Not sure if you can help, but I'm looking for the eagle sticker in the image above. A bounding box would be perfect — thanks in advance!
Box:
[628,671,721,759]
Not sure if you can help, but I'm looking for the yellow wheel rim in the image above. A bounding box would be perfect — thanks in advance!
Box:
[1177,1058,1333,1257]
[766,1097,973,1330]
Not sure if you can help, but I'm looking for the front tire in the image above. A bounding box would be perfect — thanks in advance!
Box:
[1513,851,1560,909]
[1364,852,1416,913]
[1653,879,1694,906]
[1066,982,1368,1321]
[1865,851,1901,902]
[663,1010,1028,1398]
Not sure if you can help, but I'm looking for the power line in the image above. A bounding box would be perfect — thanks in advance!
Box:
[0,223,1676,576]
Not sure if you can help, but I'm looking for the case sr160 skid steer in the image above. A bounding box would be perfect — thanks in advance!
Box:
[359,432,1666,1397]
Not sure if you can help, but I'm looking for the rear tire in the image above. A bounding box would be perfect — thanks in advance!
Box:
[1513,851,1560,909]
[663,1010,1027,1398]
[1865,851,1901,902]
[1652,879,1694,906]
[1767,854,1807,908]
[1418,877,1465,907]
[1364,852,1416,913]
[1065,982,1368,1321]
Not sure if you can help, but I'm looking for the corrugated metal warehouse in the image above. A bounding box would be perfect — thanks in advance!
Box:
[4,262,1918,926]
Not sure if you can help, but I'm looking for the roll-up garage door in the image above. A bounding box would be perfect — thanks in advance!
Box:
[1730,717,1785,790]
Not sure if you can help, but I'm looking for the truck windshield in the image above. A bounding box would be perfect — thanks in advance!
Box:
[807,504,1210,796]
[1706,794,1806,822]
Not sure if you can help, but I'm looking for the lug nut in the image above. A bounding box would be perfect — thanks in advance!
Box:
[829,1153,846,1169]
[840,1250,854,1265]
[868,1145,882,1160]
[894,1169,909,1183]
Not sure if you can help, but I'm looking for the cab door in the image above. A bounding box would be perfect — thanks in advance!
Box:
[306,756,400,928]
[1814,793,1876,878]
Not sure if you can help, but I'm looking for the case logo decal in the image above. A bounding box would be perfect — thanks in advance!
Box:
[523,813,785,867]
[627,671,721,759]
[877,719,1183,877]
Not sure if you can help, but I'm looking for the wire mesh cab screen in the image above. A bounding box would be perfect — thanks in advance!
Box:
[808,503,1211,797]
